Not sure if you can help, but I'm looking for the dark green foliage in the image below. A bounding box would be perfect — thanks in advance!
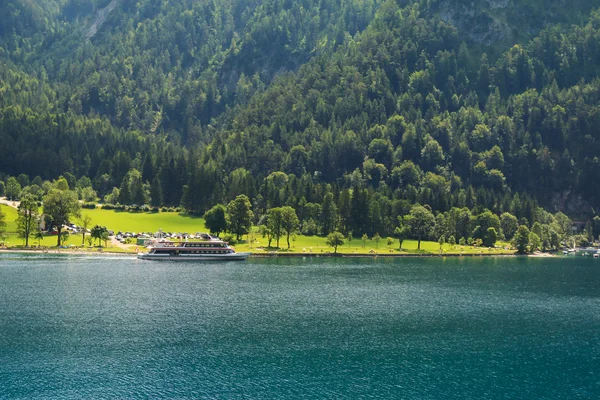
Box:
[204,204,227,237]
[2,0,600,232]
[90,225,109,246]
[514,225,530,254]
[484,227,498,247]
[500,212,519,240]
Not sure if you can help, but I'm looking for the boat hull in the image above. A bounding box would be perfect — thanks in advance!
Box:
[137,252,251,261]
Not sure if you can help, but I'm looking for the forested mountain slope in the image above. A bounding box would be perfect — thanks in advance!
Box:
[1,0,600,224]
[206,2,600,213]
[1,0,383,141]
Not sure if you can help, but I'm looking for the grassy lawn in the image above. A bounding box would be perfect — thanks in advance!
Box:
[1,205,515,255]
[235,234,514,255]
[1,204,18,233]
[81,208,207,233]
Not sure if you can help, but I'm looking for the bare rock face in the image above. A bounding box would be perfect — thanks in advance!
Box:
[435,1,512,46]
[552,191,593,219]
[86,0,120,39]
[433,0,594,46]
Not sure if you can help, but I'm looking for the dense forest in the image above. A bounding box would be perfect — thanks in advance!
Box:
[1,0,600,247]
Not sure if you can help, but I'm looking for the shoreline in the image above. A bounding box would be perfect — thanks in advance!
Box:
[0,248,557,258]
[0,249,131,256]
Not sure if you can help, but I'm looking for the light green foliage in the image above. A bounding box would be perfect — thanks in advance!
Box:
[60,230,70,245]
[43,189,81,246]
[5,177,21,201]
[55,176,69,191]
[79,214,93,245]
[104,187,120,205]
[266,208,284,248]
[326,231,345,253]
[473,211,501,242]
[16,195,38,247]
[361,233,368,248]
[226,195,253,241]
[34,228,44,247]
[280,206,299,249]
[0,206,6,242]
[91,225,108,246]
[528,231,541,252]
[405,205,436,250]
[394,223,408,250]
[373,233,381,248]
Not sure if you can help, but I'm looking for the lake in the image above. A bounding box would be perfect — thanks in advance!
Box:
[0,254,599,398]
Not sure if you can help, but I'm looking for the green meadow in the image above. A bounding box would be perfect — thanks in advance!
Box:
[81,208,207,233]
[1,205,514,255]
[235,234,513,255]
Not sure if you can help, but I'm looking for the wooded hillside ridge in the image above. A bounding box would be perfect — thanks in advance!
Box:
[1,1,600,241]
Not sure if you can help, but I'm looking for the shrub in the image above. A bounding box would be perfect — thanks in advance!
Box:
[222,234,237,245]
[82,202,96,209]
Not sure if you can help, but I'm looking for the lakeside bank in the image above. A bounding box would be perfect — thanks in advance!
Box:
[1,248,557,258]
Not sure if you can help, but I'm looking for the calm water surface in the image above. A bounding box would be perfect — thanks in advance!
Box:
[0,254,599,399]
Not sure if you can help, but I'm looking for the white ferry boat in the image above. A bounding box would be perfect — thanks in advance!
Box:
[137,235,250,261]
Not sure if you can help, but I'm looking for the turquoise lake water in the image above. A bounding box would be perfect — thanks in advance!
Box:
[0,254,599,399]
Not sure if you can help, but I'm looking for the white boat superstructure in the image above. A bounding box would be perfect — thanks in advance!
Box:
[137,235,250,261]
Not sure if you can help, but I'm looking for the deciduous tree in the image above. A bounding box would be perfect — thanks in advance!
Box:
[16,195,38,247]
[43,190,81,246]
[204,204,227,237]
[514,225,530,254]
[226,195,253,241]
[326,231,345,254]
[280,206,299,249]
[405,205,435,250]
[79,214,92,245]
